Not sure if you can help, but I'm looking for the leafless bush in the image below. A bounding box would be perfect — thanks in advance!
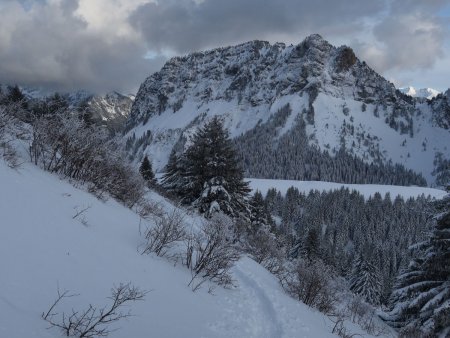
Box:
[136,200,165,219]
[0,105,26,168]
[42,283,146,338]
[280,259,337,314]
[329,297,388,337]
[29,112,144,207]
[349,297,389,336]
[184,214,240,291]
[0,137,19,167]
[329,314,363,338]
[243,225,286,275]
[141,209,186,257]
[399,326,433,338]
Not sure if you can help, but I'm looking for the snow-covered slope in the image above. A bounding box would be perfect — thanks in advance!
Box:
[1,161,367,338]
[399,86,440,100]
[247,178,447,200]
[125,35,449,185]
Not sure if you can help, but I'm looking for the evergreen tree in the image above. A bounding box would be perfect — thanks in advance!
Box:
[7,85,25,103]
[139,155,155,183]
[162,116,250,218]
[244,191,280,269]
[249,190,272,230]
[388,191,450,336]
[31,93,69,117]
[161,149,187,195]
[6,85,28,110]
[302,227,321,262]
[349,253,382,305]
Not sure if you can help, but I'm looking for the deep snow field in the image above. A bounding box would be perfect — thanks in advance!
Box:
[247,178,447,200]
[0,162,346,338]
[2,160,440,337]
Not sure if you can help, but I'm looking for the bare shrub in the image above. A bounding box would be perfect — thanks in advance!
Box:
[141,209,186,257]
[329,296,389,337]
[243,225,286,275]
[184,214,240,291]
[0,105,26,168]
[280,259,337,314]
[329,314,363,338]
[338,296,390,337]
[29,112,144,207]
[136,200,165,220]
[399,326,433,338]
[42,283,146,338]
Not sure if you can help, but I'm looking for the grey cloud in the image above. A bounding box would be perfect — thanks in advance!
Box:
[0,0,163,94]
[1,0,448,93]
[354,2,448,73]
[131,0,449,77]
[389,0,450,14]
[130,0,384,53]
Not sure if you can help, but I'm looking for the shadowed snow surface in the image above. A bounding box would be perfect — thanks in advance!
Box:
[0,162,347,338]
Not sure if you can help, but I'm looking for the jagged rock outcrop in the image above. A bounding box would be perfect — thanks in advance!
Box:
[430,89,450,129]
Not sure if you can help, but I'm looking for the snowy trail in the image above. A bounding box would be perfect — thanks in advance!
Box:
[234,263,284,338]
[208,257,337,338]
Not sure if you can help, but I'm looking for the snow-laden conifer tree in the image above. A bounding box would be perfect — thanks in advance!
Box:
[139,155,155,184]
[161,149,186,195]
[162,116,250,218]
[302,227,321,262]
[388,190,450,336]
[349,253,382,305]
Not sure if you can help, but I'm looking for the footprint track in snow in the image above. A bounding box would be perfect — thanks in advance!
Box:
[234,265,284,338]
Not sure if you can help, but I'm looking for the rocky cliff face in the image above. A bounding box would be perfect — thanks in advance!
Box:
[84,91,133,132]
[430,89,450,129]
[125,34,449,185]
[129,35,399,123]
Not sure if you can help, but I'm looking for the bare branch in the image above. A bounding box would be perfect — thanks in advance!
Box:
[141,209,186,257]
[72,205,92,220]
[42,283,147,338]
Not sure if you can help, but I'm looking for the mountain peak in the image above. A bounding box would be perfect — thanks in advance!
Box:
[399,86,440,100]
[303,33,325,44]
[127,36,449,184]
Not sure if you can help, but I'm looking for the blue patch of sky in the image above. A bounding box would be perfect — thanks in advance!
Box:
[144,50,175,60]
[18,0,45,11]
[437,4,450,17]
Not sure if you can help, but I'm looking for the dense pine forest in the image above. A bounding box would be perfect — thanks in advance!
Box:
[234,104,427,186]
[261,186,434,304]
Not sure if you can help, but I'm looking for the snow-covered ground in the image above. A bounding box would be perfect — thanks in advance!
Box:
[247,177,447,200]
[1,161,385,338]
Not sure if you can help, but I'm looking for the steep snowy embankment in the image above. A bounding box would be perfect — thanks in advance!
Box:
[0,162,349,338]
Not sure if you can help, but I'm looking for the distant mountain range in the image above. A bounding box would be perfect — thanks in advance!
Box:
[20,86,134,132]
[399,86,441,100]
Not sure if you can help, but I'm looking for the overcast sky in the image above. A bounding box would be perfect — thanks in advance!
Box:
[1,0,449,94]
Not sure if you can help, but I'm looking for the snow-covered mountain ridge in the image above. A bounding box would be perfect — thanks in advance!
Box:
[18,85,133,128]
[125,34,449,186]
[399,86,440,100]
